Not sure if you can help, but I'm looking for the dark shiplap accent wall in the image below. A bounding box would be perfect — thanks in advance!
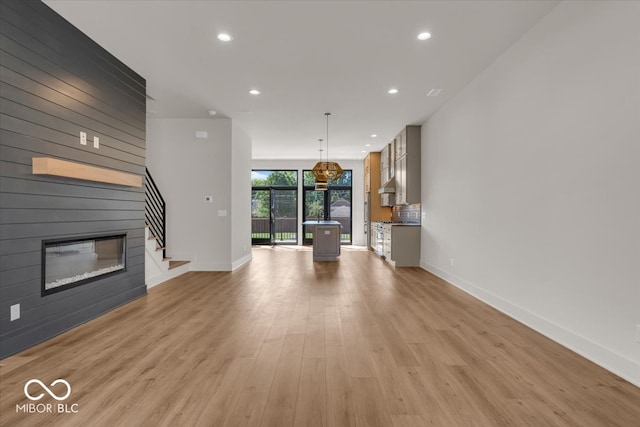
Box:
[0,0,146,358]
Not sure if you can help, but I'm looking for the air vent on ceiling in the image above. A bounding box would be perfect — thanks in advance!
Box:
[427,88,443,97]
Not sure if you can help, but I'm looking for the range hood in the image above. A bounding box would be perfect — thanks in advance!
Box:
[378,178,395,194]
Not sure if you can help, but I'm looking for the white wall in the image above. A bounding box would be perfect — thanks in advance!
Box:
[251,159,365,246]
[231,123,253,268]
[420,0,640,386]
[147,117,251,271]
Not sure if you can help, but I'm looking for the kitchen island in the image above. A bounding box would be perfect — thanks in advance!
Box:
[302,221,341,261]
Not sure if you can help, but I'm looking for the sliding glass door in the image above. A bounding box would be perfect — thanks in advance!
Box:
[272,189,297,243]
[251,171,298,245]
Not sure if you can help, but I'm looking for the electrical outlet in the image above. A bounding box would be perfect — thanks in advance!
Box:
[10,304,20,321]
[450,258,454,267]
[93,136,99,148]
[80,131,87,145]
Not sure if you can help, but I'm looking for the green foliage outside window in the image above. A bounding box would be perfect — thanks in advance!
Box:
[302,170,352,186]
[251,171,298,219]
[252,170,297,187]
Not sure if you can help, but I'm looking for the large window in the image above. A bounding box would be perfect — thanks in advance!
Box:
[251,170,298,245]
[302,170,352,245]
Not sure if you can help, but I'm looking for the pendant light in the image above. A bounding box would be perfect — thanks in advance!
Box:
[312,112,343,185]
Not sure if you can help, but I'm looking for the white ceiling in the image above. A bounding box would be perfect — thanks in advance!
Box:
[44,0,559,160]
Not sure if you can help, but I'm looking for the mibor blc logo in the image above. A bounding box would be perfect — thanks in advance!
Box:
[16,379,79,414]
[24,379,71,401]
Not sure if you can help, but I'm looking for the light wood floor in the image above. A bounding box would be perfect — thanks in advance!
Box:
[1,248,638,426]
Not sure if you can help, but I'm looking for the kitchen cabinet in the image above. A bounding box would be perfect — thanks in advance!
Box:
[382,223,392,260]
[380,144,389,171]
[374,223,420,267]
[395,155,406,205]
[388,139,395,179]
[389,225,420,266]
[302,221,341,261]
[394,125,421,205]
[380,139,396,207]
[395,128,406,159]
[380,139,395,183]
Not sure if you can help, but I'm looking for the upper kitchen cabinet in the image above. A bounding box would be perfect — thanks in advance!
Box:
[394,125,421,205]
[395,128,406,159]
[379,141,395,207]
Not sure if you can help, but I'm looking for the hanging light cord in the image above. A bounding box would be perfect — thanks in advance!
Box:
[325,112,330,162]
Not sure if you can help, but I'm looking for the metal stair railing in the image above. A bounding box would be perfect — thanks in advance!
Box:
[144,168,166,259]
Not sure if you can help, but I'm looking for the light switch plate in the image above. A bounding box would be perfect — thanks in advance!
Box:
[93,136,99,148]
[218,210,227,217]
[10,304,20,321]
[80,131,87,145]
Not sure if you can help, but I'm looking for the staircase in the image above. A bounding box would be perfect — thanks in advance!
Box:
[144,168,190,288]
[145,226,190,288]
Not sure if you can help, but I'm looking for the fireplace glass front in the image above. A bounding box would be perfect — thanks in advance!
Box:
[43,234,126,295]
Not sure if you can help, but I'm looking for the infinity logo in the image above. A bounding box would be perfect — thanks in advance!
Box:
[24,379,72,401]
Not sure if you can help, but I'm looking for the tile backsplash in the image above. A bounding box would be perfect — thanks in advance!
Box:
[392,204,421,224]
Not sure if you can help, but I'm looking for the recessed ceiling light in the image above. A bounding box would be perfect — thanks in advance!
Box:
[417,32,432,41]
[370,134,377,138]
[388,88,398,94]
[217,33,232,42]
[249,89,260,95]
[365,144,371,147]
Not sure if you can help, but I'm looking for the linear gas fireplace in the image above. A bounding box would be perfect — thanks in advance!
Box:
[42,234,126,295]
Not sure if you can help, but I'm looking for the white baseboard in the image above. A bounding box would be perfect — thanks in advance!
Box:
[189,254,253,272]
[232,253,252,270]
[189,262,233,271]
[420,260,640,388]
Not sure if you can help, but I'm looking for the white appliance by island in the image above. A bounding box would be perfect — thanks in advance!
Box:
[302,221,341,261]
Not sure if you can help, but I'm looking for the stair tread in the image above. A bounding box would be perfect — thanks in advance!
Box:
[169,260,190,270]
[162,257,172,261]
[155,246,165,251]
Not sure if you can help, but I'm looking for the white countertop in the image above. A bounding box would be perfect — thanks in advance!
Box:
[302,221,342,225]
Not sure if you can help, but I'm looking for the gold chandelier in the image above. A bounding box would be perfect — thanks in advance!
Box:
[313,139,328,191]
[312,112,343,188]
